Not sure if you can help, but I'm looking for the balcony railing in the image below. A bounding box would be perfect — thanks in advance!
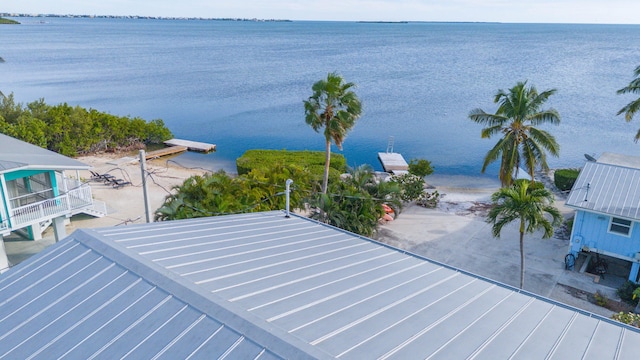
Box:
[5,180,94,231]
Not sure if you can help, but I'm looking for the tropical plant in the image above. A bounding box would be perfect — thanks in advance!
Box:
[236,149,346,178]
[408,158,434,177]
[308,165,403,236]
[155,166,314,221]
[389,173,426,202]
[0,93,173,156]
[553,168,580,191]
[304,72,362,193]
[617,65,640,141]
[486,179,562,289]
[344,164,403,213]
[309,181,382,237]
[469,81,560,187]
[612,312,640,328]
[617,281,640,305]
[416,190,440,208]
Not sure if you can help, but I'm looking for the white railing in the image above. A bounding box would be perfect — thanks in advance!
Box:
[8,182,94,230]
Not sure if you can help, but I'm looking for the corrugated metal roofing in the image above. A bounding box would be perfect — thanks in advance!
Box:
[566,160,640,220]
[0,228,321,359]
[2,211,640,359]
[597,152,640,169]
[0,133,89,174]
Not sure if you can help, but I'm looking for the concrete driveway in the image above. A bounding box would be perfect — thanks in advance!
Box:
[376,202,624,317]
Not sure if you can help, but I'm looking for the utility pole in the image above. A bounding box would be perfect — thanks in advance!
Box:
[139,150,153,223]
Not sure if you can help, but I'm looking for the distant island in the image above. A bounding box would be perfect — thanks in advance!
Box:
[0,13,291,22]
[0,17,20,24]
[357,21,408,24]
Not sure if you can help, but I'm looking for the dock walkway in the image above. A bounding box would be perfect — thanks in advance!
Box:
[107,146,188,166]
[164,138,216,152]
[378,152,409,174]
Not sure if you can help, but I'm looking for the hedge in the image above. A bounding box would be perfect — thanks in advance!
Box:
[554,168,580,191]
[236,150,346,176]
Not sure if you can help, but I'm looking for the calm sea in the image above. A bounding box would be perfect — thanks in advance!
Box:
[3,17,640,187]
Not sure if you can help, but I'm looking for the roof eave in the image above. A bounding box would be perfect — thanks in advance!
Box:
[0,164,90,175]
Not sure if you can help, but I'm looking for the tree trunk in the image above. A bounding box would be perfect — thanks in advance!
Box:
[519,227,525,289]
[322,140,331,194]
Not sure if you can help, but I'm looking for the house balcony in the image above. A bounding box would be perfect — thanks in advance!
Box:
[1,179,100,233]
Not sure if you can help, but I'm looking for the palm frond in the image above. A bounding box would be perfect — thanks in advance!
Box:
[617,97,640,122]
[528,109,560,126]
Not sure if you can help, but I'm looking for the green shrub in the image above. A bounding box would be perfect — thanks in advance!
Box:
[236,149,346,176]
[554,168,580,191]
[0,93,173,156]
[416,190,440,208]
[566,216,574,232]
[390,173,425,202]
[408,158,434,177]
[617,281,640,305]
[594,291,608,307]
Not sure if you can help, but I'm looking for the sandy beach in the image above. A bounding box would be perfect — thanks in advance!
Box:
[65,153,210,231]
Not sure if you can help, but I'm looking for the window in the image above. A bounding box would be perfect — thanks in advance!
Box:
[609,217,632,236]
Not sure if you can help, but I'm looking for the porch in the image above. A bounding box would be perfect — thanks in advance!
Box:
[1,178,105,233]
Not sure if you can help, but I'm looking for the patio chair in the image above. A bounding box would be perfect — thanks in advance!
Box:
[89,170,104,181]
[110,178,131,189]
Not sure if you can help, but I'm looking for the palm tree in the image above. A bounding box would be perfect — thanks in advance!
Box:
[487,180,562,289]
[469,81,560,187]
[344,164,403,214]
[304,72,362,193]
[617,65,640,141]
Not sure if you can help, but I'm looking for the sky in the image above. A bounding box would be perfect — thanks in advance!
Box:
[3,0,640,24]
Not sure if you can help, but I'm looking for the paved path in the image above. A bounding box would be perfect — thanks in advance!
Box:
[376,202,623,318]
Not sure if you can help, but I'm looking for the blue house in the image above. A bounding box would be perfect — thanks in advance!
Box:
[0,133,105,272]
[566,152,640,282]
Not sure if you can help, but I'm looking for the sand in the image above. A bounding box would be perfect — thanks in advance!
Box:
[64,153,210,232]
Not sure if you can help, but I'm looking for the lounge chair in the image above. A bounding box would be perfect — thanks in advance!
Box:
[101,174,116,183]
[110,178,131,189]
[89,170,104,181]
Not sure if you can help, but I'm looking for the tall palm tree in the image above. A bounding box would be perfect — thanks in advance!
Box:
[487,180,562,289]
[617,65,640,141]
[304,72,362,193]
[469,81,560,187]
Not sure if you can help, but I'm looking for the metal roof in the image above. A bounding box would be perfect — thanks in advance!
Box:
[566,160,640,220]
[2,211,640,359]
[0,133,89,174]
[597,152,640,169]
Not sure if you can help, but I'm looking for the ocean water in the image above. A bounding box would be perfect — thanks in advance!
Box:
[3,17,640,187]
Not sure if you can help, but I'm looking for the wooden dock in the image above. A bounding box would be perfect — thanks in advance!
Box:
[107,146,188,166]
[164,138,216,152]
[145,145,188,160]
[378,152,409,174]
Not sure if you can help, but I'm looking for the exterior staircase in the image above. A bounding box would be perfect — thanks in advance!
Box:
[74,199,108,218]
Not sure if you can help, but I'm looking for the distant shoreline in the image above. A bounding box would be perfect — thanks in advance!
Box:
[0,17,20,24]
[357,21,408,24]
[0,13,291,22]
